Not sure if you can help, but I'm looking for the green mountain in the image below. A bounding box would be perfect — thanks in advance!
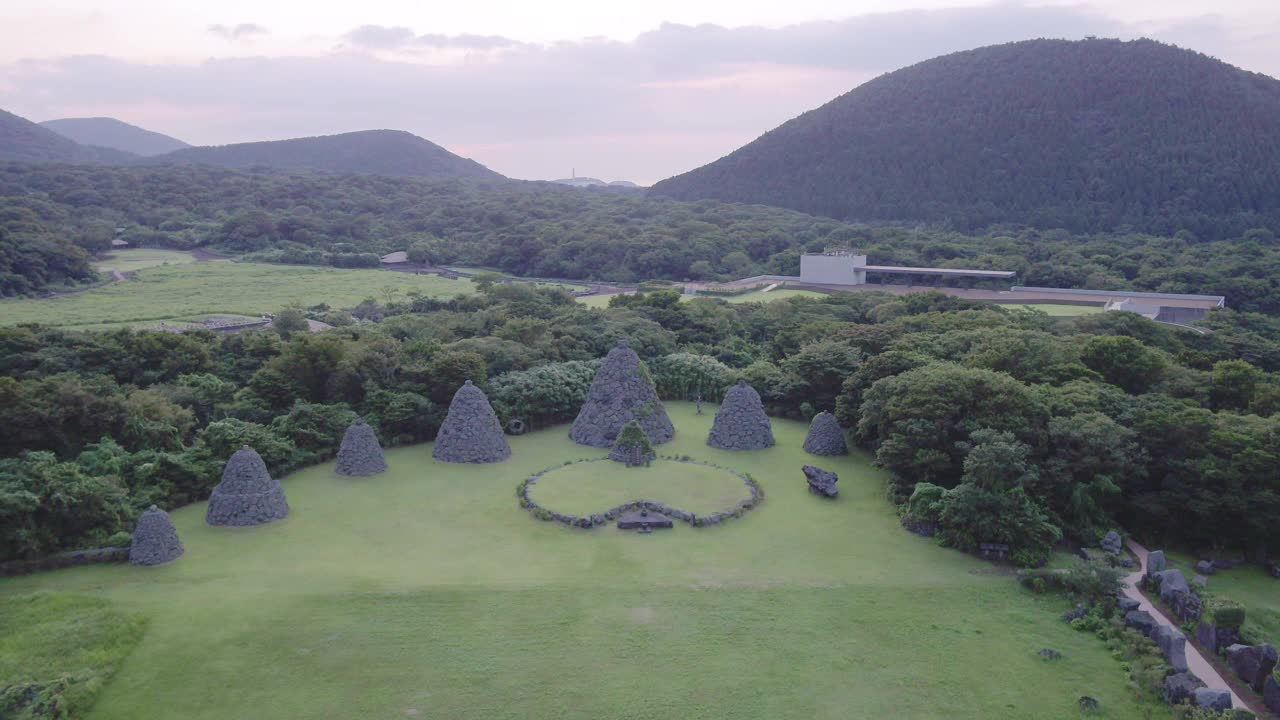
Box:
[650,38,1280,239]
[41,117,190,156]
[148,129,505,181]
[0,108,136,163]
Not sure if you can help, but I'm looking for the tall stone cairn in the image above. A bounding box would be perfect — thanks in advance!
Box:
[707,380,774,450]
[128,505,183,566]
[803,411,848,456]
[433,380,511,463]
[206,445,289,526]
[336,417,387,476]
[570,340,674,448]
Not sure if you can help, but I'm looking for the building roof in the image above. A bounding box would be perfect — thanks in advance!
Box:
[1013,286,1225,309]
[380,251,408,264]
[110,238,130,247]
[864,265,1017,278]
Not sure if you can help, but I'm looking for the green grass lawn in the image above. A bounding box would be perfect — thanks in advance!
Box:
[0,262,474,330]
[93,249,202,273]
[688,288,828,304]
[0,403,1151,719]
[1164,551,1279,646]
[1000,303,1104,316]
[529,459,753,516]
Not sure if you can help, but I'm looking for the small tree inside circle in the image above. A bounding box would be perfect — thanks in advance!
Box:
[609,421,655,468]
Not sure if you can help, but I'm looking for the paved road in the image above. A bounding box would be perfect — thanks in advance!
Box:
[1123,538,1252,711]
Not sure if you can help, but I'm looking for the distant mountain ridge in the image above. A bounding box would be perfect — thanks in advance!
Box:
[145,130,505,181]
[651,38,1280,238]
[41,117,190,156]
[0,109,136,164]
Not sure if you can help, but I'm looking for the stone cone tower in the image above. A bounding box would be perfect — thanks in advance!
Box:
[570,340,674,448]
[206,445,289,526]
[707,380,774,450]
[336,417,387,476]
[433,380,511,463]
[803,411,848,456]
[128,505,183,566]
[609,420,656,467]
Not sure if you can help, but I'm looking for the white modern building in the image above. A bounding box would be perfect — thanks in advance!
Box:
[799,251,1017,287]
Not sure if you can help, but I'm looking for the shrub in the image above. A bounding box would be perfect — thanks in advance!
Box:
[1206,597,1246,630]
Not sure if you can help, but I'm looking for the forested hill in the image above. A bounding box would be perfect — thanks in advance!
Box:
[651,38,1280,239]
[144,129,505,181]
[0,109,136,164]
[41,117,191,156]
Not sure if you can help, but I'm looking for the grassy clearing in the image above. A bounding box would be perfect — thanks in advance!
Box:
[0,404,1152,719]
[1165,551,1279,646]
[0,263,474,330]
[1000,303,1104,316]
[0,593,146,719]
[93,249,201,273]
[528,459,753,516]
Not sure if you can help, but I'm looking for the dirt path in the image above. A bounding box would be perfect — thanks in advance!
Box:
[1123,539,1253,711]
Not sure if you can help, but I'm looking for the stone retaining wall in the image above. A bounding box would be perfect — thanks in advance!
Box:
[517,458,763,529]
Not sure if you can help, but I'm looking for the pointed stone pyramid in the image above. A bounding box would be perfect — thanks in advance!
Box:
[206,445,289,526]
[707,379,774,450]
[336,417,387,476]
[128,505,183,566]
[803,411,848,456]
[570,340,674,448]
[433,380,511,463]
[609,420,656,467]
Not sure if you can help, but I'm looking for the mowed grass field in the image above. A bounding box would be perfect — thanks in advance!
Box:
[1001,303,1105,316]
[93,249,202,273]
[578,288,828,308]
[0,262,474,330]
[529,459,753,516]
[0,404,1152,720]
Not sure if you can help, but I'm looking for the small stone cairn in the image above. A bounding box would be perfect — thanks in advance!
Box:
[802,411,848,456]
[128,505,183,566]
[707,380,774,450]
[570,340,674,448]
[1100,530,1122,555]
[609,420,655,467]
[336,417,387,476]
[803,465,838,498]
[433,380,511,463]
[206,445,289,526]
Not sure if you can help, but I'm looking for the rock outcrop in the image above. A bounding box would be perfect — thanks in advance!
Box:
[336,417,387,476]
[128,505,183,566]
[1100,530,1122,555]
[1226,643,1278,693]
[1193,688,1231,712]
[803,465,838,498]
[707,380,774,450]
[206,445,289,526]
[433,380,511,463]
[802,411,848,456]
[1162,672,1205,705]
[570,340,674,448]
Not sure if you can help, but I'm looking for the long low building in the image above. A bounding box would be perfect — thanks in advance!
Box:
[799,251,1016,286]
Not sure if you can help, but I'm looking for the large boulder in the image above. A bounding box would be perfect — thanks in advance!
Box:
[569,340,674,448]
[1226,643,1278,693]
[1156,569,1190,603]
[1192,688,1232,712]
[803,465,838,498]
[1146,549,1166,578]
[1154,625,1189,673]
[336,417,387,476]
[206,445,289,526]
[1100,530,1122,555]
[1265,674,1280,715]
[433,380,511,463]
[802,411,848,456]
[1124,610,1157,637]
[707,380,774,450]
[128,505,183,566]
[1195,560,1215,576]
[1162,672,1205,705]
[1117,596,1141,614]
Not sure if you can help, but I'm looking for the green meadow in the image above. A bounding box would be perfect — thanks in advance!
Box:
[0,404,1151,719]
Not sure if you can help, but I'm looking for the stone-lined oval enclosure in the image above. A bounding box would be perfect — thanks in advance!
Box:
[521,458,760,527]
[0,402,1152,720]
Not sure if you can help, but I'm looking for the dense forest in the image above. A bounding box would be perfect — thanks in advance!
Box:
[4,162,1280,311]
[652,38,1280,239]
[0,109,136,164]
[2,284,1278,567]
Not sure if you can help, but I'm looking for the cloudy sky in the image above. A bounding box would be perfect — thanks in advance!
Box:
[2,1,1278,183]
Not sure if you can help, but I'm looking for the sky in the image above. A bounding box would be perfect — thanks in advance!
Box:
[2,1,1279,183]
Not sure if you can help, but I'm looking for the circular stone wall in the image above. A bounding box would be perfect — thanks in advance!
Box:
[519,458,763,528]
